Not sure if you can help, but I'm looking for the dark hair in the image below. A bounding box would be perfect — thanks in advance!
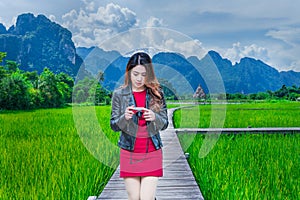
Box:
[123,52,162,111]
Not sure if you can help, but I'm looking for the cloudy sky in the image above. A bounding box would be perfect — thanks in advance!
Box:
[1,0,300,72]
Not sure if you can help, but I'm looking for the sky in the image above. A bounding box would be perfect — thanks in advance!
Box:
[1,0,300,72]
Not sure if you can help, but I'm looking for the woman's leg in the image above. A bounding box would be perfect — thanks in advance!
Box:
[124,177,141,200]
[140,176,158,200]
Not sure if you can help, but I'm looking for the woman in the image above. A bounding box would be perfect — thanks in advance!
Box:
[110,52,168,200]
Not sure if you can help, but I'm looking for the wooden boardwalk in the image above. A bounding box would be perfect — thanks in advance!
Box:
[95,108,204,200]
[175,127,300,134]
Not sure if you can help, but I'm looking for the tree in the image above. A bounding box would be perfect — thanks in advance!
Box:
[73,76,110,104]
[159,78,178,100]
[0,69,32,110]
[56,72,74,103]
[38,68,63,107]
[24,71,39,89]
[73,77,94,103]
[0,52,6,63]
[274,85,288,98]
[5,60,19,72]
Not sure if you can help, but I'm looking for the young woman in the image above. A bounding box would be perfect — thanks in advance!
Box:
[110,52,168,200]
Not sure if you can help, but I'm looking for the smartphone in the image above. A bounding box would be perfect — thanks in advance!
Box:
[130,107,145,113]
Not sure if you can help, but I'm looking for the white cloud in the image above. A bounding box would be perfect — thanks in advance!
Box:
[264,27,300,71]
[266,27,300,47]
[146,16,164,27]
[163,38,205,58]
[61,3,138,47]
[3,0,298,71]
[61,2,206,59]
[99,27,207,59]
[91,3,137,31]
[221,42,269,64]
[48,14,56,22]
[215,40,300,72]
[82,0,96,12]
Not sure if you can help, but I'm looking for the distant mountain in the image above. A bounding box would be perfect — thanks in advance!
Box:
[0,13,83,77]
[77,47,300,94]
[190,51,283,93]
[1,13,299,94]
[206,51,300,93]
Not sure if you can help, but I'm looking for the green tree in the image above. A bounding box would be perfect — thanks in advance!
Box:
[73,77,94,103]
[5,60,19,72]
[0,69,32,110]
[38,68,63,107]
[159,78,178,100]
[0,52,7,79]
[274,85,288,98]
[73,75,110,104]
[24,71,39,88]
[0,52,6,62]
[56,72,74,103]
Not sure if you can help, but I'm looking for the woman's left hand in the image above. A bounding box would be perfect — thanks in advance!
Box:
[143,108,156,121]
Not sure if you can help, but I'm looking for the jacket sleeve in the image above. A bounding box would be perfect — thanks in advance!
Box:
[149,92,169,132]
[110,91,128,132]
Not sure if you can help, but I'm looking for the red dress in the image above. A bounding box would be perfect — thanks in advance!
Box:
[120,90,163,177]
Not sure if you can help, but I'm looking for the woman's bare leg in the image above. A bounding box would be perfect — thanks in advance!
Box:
[140,176,158,200]
[124,177,141,200]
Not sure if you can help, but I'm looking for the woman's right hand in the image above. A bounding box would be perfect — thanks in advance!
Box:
[124,105,135,120]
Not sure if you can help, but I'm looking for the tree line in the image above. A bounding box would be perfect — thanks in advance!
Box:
[0,52,111,110]
[226,85,300,101]
[1,51,299,110]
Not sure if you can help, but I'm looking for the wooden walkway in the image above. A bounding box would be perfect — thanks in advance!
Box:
[175,127,300,134]
[94,108,204,200]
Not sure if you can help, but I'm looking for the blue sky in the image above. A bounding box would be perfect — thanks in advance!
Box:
[1,0,300,72]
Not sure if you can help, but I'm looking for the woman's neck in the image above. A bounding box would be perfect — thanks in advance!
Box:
[132,86,146,92]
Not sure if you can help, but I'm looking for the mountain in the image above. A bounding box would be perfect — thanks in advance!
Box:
[0,13,83,77]
[76,46,126,89]
[0,13,299,94]
[280,70,300,87]
[77,47,300,94]
[189,51,300,93]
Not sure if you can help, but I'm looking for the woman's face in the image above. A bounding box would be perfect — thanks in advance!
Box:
[130,64,146,91]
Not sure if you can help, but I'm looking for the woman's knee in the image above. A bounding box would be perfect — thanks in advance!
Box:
[124,177,141,200]
[140,177,158,200]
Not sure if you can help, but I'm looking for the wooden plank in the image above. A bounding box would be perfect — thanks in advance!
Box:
[96,108,204,199]
[175,127,300,134]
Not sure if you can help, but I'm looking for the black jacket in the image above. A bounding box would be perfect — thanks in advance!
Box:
[110,86,168,151]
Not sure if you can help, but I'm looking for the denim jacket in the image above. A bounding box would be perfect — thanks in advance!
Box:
[110,86,168,151]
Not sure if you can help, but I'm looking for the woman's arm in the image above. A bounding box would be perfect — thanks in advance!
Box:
[148,92,169,132]
[110,91,128,132]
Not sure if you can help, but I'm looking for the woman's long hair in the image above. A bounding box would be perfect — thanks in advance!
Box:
[123,52,162,112]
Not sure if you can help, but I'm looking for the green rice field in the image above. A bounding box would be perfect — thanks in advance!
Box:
[0,101,299,199]
[175,101,300,199]
[0,106,118,199]
[178,133,300,199]
[174,101,300,128]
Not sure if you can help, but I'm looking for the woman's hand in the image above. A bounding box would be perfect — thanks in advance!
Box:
[124,106,134,120]
[143,108,156,122]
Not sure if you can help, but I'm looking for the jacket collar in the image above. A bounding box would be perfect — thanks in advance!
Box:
[120,85,132,95]
[121,85,150,109]
[121,85,148,95]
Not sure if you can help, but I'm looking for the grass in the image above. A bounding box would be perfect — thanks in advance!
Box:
[178,133,300,199]
[173,101,300,128]
[175,101,300,199]
[0,106,119,199]
[1,101,299,199]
